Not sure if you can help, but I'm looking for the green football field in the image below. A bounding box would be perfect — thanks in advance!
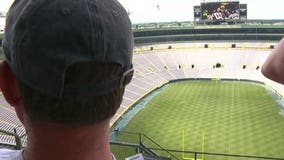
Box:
[112,80,284,159]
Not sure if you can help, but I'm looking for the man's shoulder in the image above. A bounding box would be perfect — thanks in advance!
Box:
[0,149,23,160]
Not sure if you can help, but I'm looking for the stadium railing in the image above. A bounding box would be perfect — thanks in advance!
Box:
[111,130,179,160]
[0,128,26,149]
[110,130,284,160]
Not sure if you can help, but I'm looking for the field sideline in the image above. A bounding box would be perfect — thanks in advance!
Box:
[113,80,284,159]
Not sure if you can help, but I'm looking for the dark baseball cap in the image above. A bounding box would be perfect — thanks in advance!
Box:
[3,0,134,97]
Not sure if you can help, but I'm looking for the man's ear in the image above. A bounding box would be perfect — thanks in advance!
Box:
[0,61,22,107]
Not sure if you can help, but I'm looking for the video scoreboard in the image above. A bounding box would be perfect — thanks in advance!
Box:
[194,1,247,24]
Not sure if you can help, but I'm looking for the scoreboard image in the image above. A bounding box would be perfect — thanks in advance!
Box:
[194,1,247,24]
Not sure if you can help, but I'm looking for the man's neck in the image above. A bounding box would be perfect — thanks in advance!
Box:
[23,120,112,160]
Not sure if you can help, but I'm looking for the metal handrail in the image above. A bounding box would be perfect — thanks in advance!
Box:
[112,130,179,160]
[111,130,284,160]
[147,147,284,160]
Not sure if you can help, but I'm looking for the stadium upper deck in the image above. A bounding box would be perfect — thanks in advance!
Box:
[132,20,284,44]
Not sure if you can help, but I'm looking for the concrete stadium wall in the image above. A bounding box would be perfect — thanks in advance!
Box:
[134,27,284,44]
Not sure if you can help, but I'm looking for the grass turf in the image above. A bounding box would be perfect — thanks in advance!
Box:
[113,80,284,159]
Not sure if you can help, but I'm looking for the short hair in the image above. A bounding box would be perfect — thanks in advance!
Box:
[18,62,124,126]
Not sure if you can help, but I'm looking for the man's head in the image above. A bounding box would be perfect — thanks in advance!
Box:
[1,0,134,126]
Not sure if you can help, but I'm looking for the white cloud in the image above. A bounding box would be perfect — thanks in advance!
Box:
[0,0,13,12]
[118,0,284,23]
[0,0,283,23]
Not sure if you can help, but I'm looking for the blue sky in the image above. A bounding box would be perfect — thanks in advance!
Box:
[1,0,283,23]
